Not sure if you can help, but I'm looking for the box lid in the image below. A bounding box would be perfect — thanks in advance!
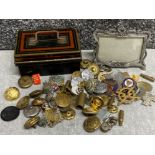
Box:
[15,28,81,59]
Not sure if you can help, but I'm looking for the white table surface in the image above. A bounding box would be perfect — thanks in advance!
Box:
[0,50,155,135]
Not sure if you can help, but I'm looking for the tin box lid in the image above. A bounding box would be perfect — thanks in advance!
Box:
[94,30,150,70]
[15,28,81,58]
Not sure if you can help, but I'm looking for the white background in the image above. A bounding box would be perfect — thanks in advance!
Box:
[0,0,155,155]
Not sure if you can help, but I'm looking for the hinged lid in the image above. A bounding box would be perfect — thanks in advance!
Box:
[15,28,81,64]
[94,30,150,70]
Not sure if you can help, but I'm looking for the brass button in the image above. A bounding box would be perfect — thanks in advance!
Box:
[4,87,20,101]
[18,76,33,88]
[101,95,110,107]
[61,108,76,120]
[16,96,30,109]
[80,59,92,69]
[88,63,100,75]
[90,96,104,111]
[72,71,81,78]
[98,71,106,81]
[108,105,118,113]
[29,90,43,98]
[24,116,40,129]
[55,93,71,108]
[82,106,98,115]
[32,97,47,106]
[83,116,101,132]
[23,106,41,118]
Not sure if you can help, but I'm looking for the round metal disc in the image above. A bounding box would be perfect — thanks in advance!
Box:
[1,106,20,121]
[100,121,112,132]
[55,93,71,108]
[18,76,33,88]
[4,87,20,101]
[83,116,101,132]
[137,81,153,92]
[23,106,40,118]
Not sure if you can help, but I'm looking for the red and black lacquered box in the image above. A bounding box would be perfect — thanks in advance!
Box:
[14,28,81,75]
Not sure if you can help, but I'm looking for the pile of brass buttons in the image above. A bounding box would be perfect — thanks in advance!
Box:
[2,58,155,134]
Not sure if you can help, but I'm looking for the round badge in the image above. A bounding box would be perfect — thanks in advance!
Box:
[18,76,33,88]
[1,106,20,121]
[83,116,101,132]
[23,106,41,118]
[16,96,30,109]
[88,63,100,75]
[122,78,135,88]
[4,87,20,101]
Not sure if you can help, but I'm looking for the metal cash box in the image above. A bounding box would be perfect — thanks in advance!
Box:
[14,28,81,75]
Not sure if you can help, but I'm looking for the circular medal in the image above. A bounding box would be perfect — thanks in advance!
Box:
[83,116,101,132]
[4,87,20,101]
[18,76,33,88]
[23,106,41,118]
[16,96,30,109]
[1,106,20,121]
